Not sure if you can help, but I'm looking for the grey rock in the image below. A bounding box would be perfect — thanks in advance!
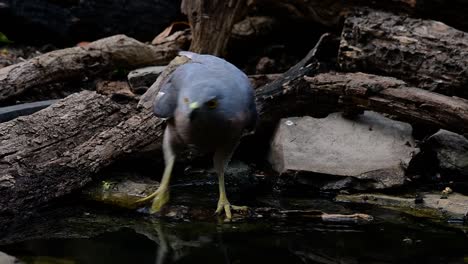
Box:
[269,111,419,190]
[127,66,166,94]
[424,130,468,177]
[0,251,22,264]
[0,100,58,123]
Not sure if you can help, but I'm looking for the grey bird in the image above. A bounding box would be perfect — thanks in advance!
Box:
[137,51,257,220]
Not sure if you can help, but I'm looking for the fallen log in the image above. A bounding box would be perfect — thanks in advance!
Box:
[0,33,190,103]
[338,10,468,98]
[0,91,163,232]
[251,0,468,33]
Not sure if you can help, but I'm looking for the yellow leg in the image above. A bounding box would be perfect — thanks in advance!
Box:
[136,128,175,213]
[215,170,232,219]
[213,145,248,220]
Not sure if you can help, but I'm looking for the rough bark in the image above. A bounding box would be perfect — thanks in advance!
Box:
[0,91,164,232]
[251,0,468,32]
[338,10,468,98]
[307,72,468,136]
[181,0,247,56]
[0,33,190,103]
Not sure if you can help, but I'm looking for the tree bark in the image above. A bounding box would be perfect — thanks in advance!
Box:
[181,0,247,57]
[338,10,468,98]
[0,33,190,103]
[251,0,468,32]
[0,91,164,233]
[305,72,468,137]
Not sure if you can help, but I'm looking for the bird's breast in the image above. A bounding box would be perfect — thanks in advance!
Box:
[174,111,244,152]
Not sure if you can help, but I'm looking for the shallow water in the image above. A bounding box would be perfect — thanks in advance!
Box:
[1,182,468,264]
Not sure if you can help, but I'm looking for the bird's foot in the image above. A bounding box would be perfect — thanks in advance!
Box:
[135,187,170,214]
[215,198,248,220]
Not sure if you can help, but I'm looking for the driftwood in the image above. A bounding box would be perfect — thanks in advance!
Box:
[251,0,468,32]
[181,0,247,56]
[0,33,190,103]
[338,10,468,98]
[305,72,468,136]
[0,91,163,232]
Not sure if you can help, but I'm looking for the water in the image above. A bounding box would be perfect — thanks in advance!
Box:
[1,202,468,263]
[1,180,468,264]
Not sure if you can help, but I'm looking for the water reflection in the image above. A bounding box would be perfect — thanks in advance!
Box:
[1,198,467,264]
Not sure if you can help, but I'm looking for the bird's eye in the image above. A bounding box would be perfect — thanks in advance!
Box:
[206,99,218,109]
[183,97,189,104]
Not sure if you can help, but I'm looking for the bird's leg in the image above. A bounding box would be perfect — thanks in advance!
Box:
[215,168,232,219]
[136,128,175,213]
[214,145,248,220]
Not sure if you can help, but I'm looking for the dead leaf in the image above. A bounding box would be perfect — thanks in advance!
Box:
[152,21,190,45]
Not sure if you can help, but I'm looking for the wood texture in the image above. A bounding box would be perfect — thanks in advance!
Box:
[251,0,468,32]
[0,33,189,103]
[338,10,468,98]
[181,0,247,56]
[0,91,163,232]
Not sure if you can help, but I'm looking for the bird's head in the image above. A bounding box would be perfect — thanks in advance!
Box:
[179,83,228,123]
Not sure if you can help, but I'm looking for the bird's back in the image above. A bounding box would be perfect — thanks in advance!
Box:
[154,52,257,129]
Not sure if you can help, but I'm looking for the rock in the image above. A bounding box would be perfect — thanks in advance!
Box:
[269,111,419,190]
[82,176,160,209]
[0,99,58,123]
[336,192,468,222]
[231,16,276,39]
[424,130,468,177]
[95,80,136,101]
[0,251,22,264]
[255,57,276,74]
[127,66,166,94]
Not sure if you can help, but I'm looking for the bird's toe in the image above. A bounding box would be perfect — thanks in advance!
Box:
[215,200,249,220]
[149,189,170,214]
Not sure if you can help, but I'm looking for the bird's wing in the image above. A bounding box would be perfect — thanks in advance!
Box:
[153,75,179,118]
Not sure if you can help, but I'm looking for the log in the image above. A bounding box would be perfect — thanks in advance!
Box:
[0,33,190,103]
[251,0,468,33]
[303,72,468,136]
[338,10,468,98]
[181,0,247,56]
[0,91,164,232]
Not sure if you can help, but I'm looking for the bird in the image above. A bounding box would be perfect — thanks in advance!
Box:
[136,51,257,220]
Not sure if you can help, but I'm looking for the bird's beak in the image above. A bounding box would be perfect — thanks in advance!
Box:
[189,101,200,110]
[189,101,200,121]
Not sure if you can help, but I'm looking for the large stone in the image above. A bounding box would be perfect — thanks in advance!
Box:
[424,130,468,177]
[0,251,22,264]
[269,111,419,190]
[127,66,166,94]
